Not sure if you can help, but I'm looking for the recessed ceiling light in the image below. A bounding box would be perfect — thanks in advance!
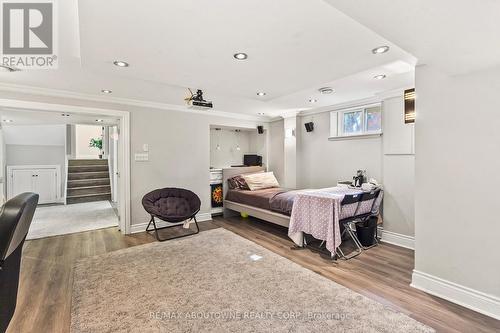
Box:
[113,60,129,67]
[372,46,390,54]
[309,98,318,103]
[258,112,265,115]
[374,74,387,80]
[233,53,248,60]
[3,119,13,123]
[61,113,70,117]
[318,87,334,94]
[101,89,112,94]
[256,92,266,96]
[96,119,104,123]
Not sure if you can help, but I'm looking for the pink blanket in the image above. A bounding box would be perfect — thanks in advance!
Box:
[288,187,364,253]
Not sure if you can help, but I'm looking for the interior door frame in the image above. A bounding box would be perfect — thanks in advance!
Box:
[110,125,119,203]
[0,98,132,234]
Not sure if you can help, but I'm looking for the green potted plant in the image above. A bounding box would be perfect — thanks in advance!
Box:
[89,137,104,159]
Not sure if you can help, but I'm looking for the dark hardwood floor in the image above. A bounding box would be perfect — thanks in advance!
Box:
[8,217,499,333]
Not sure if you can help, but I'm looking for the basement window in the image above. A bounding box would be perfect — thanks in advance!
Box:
[329,104,382,140]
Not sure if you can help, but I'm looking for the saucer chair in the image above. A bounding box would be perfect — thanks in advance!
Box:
[142,188,201,242]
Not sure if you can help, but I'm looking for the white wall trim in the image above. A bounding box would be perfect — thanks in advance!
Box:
[375,87,409,100]
[328,133,382,141]
[130,213,213,234]
[0,82,268,122]
[299,96,382,117]
[378,227,415,250]
[411,270,500,320]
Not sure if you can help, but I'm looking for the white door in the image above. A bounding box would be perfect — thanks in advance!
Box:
[11,169,35,197]
[34,169,58,204]
[112,126,119,203]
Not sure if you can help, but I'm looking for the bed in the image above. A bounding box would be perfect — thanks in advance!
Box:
[222,166,292,227]
[222,167,377,221]
[222,167,383,256]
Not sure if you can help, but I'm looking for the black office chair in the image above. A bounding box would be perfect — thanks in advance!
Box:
[0,193,39,333]
[337,193,364,260]
[142,188,201,242]
[354,189,380,220]
[341,189,382,252]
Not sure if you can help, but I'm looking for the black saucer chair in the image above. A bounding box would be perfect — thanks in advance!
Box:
[0,193,39,333]
[142,188,201,242]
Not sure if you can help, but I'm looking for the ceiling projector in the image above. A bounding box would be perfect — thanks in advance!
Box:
[185,89,213,109]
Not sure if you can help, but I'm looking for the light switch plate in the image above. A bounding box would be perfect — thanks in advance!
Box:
[135,153,149,162]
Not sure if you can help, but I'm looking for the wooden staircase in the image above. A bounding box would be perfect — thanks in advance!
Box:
[66,159,111,204]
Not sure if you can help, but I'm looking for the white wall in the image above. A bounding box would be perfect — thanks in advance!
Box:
[210,127,267,169]
[210,128,251,168]
[283,116,299,188]
[413,65,500,314]
[129,109,265,225]
[382,96,415,237]
[75,124,103,159]
[6,144,66,168]
[249,130,267,166]
[4,124,67,197]
[3,124,66,146]
[268,119,285,185]
[297,111,382,189]
[271,101,414,239]
[108,126,119,204]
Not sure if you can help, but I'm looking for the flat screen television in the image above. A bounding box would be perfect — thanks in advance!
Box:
[243,154,262,166]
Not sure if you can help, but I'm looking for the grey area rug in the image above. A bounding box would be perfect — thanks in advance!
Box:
[71,228,433,333]
[28,201,118,240]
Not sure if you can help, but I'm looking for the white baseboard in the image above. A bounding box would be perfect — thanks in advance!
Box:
[378,227,414,250]
[129,212,212,234]
[411,270,500,320]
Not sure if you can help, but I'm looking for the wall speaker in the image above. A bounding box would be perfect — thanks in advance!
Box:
[304,122,314,132]
[257,125,264,134]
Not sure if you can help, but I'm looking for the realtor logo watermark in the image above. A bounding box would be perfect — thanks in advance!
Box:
[1,0,58,69]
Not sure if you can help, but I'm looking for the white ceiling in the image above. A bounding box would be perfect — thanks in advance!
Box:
[0,108,120,126]
[268,60,414,115]
[78,0,414,100]
[0,0,435,117]
[324,0,500,75]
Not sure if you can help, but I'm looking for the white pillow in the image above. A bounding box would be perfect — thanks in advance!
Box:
[242,172,280,191]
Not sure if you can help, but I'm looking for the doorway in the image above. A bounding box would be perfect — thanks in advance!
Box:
[0,99,131,236]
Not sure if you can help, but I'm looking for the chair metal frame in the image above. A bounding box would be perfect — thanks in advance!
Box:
[336,189,381,260]
[146,211,200,242]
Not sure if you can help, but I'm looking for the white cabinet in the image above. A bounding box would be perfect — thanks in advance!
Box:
[7,165,61,204]
[11,169,34,196]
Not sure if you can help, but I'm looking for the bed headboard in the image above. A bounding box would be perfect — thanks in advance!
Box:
[222,166,266,199]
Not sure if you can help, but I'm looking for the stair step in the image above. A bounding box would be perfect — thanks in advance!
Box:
[67,185,111,196]
[68,171,110,180]
[68,165,109,173]
[67,193,111,205]
[69,159,108,166]
[67,178,110,188]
